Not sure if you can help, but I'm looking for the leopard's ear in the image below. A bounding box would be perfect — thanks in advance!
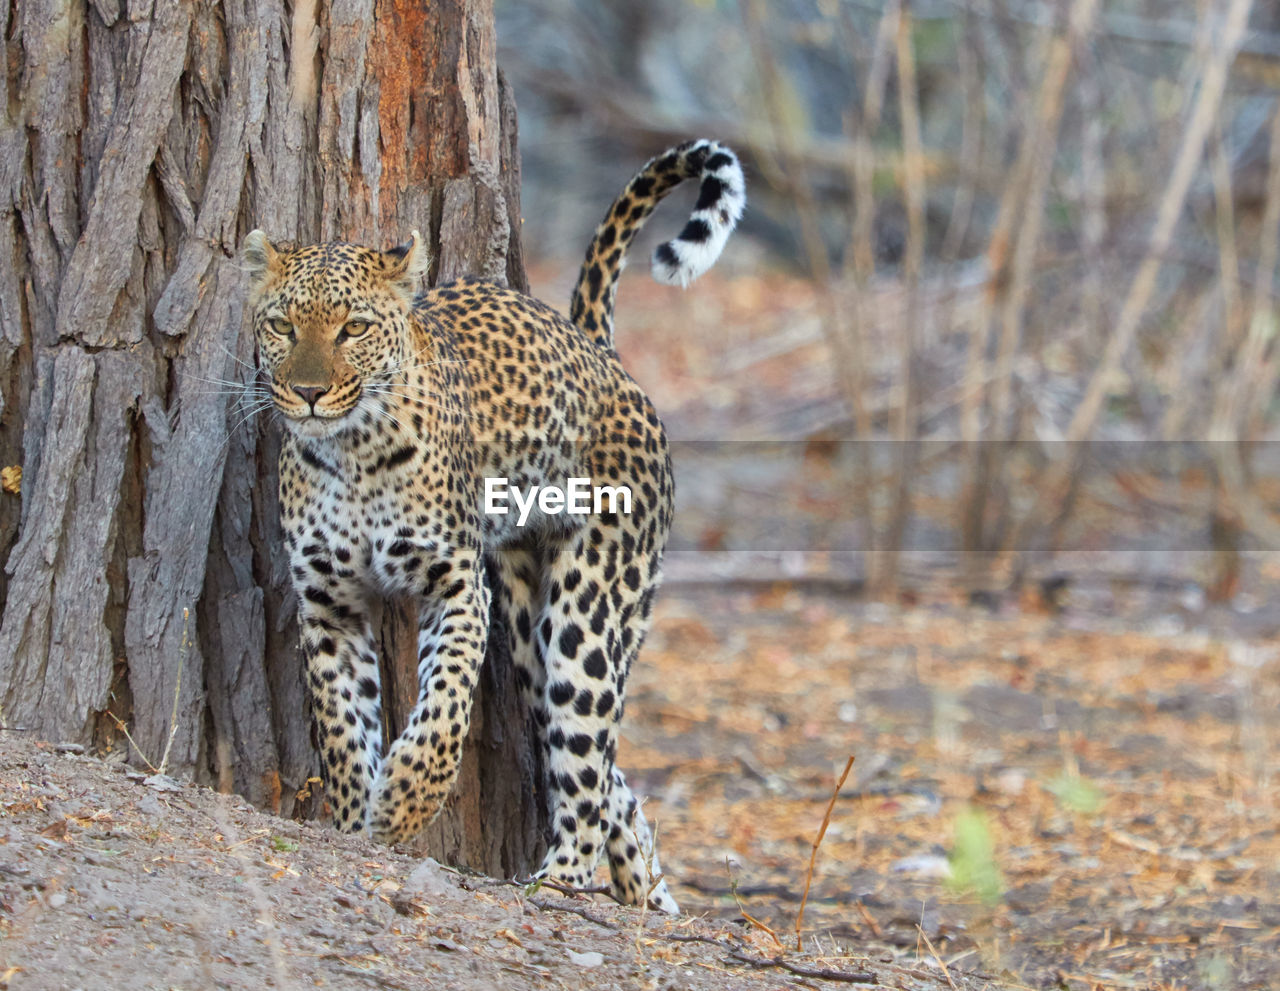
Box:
[382,229,429,295]
[242,229,281,291]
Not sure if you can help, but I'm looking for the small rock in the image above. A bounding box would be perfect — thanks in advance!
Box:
[406,858,453,895]
[0,862,29,880]
[890,853,951,878]
[993,768,1028,795]
[1004,881,1053,914]
[566,949,603,968]
[143,774,183,793]
[135,793,166,817]
[47,891,67,908]
[393,857,454,914]
[53,743,85,755]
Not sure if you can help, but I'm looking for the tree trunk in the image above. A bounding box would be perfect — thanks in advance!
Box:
[0,0,543,878]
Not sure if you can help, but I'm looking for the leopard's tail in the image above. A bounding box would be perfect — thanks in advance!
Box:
[569,139,745,349]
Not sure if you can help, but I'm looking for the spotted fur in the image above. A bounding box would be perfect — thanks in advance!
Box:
[242,140,743,913]
[570,139,744,347]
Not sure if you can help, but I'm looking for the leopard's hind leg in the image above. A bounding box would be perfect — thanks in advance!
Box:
[604,764,679,912]
[490,543,549,734]
[532,509,677,911]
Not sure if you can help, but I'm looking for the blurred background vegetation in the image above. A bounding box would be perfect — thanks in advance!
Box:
[497,0,1280,616]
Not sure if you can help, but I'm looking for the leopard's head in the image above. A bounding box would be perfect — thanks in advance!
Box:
[242,230,429,439]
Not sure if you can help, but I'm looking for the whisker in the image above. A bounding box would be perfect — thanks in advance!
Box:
[184,381,263,392]
[364,386,448,402]
[361,387,470,421]
[199,398,274,486]
[371,392,419,430]
[183,368,258,386]
[361,400,397,432]
[217,341,258,374]
[225,402,274,439]
[184,379,258,393]
[359,395,415,437]
[188,388,272,403]
[402,357,470,369]
[369,394,462,412]
[230,391,274,414]
[397,350,474,380]
[400,341,471,367]
[363,380,455,398]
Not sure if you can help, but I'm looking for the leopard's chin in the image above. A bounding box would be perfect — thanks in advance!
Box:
[283,408,357,439]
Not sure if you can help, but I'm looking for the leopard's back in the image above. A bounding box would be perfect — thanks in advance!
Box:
[418,277,668,544]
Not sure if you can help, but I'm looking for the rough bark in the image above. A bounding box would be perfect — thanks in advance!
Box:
[0,0,544,878]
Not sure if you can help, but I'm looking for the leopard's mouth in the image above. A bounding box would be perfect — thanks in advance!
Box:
[271,380,366,436]
[279,401,360,438]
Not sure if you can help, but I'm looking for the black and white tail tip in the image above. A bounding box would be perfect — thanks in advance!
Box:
[651,141,745,289]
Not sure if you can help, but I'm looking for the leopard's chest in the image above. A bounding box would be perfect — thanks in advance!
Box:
[282,444,465,594]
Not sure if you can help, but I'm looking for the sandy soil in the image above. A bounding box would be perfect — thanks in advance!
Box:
[0,733,994,991]
[624,586,1280,991]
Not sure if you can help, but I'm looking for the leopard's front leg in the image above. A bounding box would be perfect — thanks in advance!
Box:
[296,580,382,833]
[369,551,491,843]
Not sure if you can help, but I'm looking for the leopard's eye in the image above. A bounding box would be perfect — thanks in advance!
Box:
[267,318,295,339]
[340,319,372,340]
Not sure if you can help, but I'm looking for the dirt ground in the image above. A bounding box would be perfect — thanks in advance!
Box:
[1,722,991,991]
[624,585,1280,991]
[3,583,1276,990]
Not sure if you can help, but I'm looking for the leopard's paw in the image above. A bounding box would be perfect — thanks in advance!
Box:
[529,845,595,894]
[368,739,448,844]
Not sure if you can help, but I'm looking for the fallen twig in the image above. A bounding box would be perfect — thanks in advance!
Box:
[661,931,741,949]
[527,877,615,900]
[528,896,620,930]
[796,755,855,950]
[528,893,879,985]
[917,924,960,991]
[855,901,883,940]
[330,964,414,990]
[727,857,786,949]
[107,713,160,775]
[727,949,878,984]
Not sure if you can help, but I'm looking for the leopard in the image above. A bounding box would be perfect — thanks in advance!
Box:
[242,139,745,912]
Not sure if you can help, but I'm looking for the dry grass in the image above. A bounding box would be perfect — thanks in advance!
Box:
[621,587,1280,988]
[795,753,855,950]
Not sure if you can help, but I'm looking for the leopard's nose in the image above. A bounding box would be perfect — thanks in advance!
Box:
[293,385,329,409]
